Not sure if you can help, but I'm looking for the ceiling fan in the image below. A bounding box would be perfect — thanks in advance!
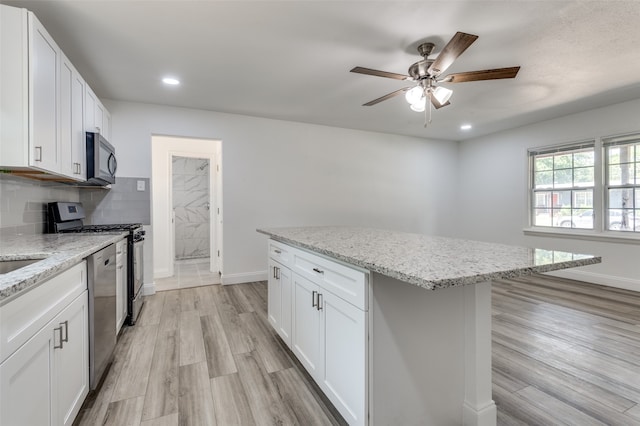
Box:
[350,32,520,125]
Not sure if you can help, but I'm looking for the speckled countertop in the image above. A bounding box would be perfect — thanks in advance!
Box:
[0,233,127,304]
[257,226,601,290]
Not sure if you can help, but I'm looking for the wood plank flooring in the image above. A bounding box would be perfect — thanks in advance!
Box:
[75,274,640,425]
[493,274,640,425]
[74,282,344,426]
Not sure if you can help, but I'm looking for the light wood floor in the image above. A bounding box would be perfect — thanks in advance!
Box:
[493,274,640,425]
[75,275,640,425]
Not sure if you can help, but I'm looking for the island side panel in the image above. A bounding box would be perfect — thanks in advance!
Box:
[369,273,495,426]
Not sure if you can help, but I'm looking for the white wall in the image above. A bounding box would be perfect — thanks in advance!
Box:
[105,100,458,285]
[453,98,640,290]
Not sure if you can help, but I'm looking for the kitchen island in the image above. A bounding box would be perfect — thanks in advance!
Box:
[257,226,600,426]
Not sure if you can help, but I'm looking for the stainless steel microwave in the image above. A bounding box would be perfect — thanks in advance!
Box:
[86,132,117,185]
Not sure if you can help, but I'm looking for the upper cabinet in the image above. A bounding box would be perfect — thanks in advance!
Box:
[0,4,110,182]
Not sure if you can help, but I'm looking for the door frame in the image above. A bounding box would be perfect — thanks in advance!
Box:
[151,135,222,280]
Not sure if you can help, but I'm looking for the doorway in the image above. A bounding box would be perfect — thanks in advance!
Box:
[151,135,222,291]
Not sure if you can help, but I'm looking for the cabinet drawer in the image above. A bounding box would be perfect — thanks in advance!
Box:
[269,240,292,268]
[292,249,367,310]
[0,261,87,362]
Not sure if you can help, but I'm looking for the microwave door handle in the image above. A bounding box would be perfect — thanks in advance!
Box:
[108,153,118,176]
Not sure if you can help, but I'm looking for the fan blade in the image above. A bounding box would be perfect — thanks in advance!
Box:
[430,96,451,110]
[351,66,411,81]
[363,87,411,106]
[427,32,478,76]
[440,66,520,83]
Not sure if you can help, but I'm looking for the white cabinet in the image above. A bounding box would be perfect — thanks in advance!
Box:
[0,4,111,181]
[267,240,368,425]
[291,273,322,376]
[60,52,86,180]
[0,262,89,426]
[115,238,128,334]
[85,85,111,141]
[268,258,292,346]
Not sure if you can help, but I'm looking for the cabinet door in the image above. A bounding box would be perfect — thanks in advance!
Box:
[0,316,55,426]
[115,241,128,333]
[29,12,60,173]
[320,291,367,426]
[278,265,292,347]
[55,291,89,426]
[59,53,85,180]
[102,108,111,141]
[291,273,322,377]
[85,85,97,132]
[267,259,281,330]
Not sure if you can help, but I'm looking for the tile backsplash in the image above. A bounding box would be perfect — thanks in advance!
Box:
[0,174,150,237]
[80,177,150,225]
[0,174,80,236]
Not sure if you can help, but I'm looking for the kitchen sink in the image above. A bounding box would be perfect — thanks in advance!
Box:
[0,259,42,274]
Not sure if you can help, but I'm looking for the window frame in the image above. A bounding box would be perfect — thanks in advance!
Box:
[526,133,640,242]
[603,133,640,234]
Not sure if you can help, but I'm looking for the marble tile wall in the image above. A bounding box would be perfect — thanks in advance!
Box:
[173,157,210,260]
[0,174,80,236]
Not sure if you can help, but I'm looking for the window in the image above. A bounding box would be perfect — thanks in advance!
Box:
[529,133,640,235]
[604,134,640,232]
[530,142,595,229]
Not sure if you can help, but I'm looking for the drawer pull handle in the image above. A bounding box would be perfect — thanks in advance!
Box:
[274,249,282,254]
[54,326,64,349]
[35,146,43,162]
[61,320,69,343]
[312,290,318,308]
[317,293,323,311]
[312,268,324,274]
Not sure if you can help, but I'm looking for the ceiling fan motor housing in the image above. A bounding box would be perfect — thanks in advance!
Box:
[408,42,436,80]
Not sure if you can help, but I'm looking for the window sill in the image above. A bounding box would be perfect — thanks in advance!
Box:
[523,227,640,245]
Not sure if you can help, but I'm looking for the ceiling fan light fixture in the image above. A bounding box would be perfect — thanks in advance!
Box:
[410,97,426,112]
[432,86,453,105]
[405,86,424,105]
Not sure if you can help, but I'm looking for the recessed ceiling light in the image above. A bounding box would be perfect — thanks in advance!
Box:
[162,77,180,85]
[460,124,472,130]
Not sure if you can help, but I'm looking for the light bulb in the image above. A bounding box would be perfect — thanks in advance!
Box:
[405,86,424,105]
[432,86,453,104]
[410,97,426,112]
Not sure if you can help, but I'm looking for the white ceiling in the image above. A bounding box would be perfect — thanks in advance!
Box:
[4,0,640,141]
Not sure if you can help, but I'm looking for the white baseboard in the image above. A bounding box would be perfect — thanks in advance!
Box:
[221,270,268,285]
[546,269,640,292]
[143,282,156,296]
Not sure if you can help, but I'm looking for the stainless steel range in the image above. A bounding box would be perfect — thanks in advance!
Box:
[47,202,146,325]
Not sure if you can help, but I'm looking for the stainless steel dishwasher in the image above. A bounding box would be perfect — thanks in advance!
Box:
[87,243,117,390]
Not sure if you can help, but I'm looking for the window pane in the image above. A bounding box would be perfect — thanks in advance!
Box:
[608,164,634,185]
[572,209,593,229]
[574,167,594,187]
[534,191,552,208]
[534,171,553,188]
[552,191,571,208]
[609,188,634,208]
[574,151,594,167]
[533,209,552,226]
[554,169,572,187]
[636,189,640,207]
[554,153,572,169]
[636,145,640,161]
[609,209,635,231]
[573,189,593,208]
[534,156,553,171]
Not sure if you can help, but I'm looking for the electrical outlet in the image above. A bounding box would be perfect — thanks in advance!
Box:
[137,180,145,191]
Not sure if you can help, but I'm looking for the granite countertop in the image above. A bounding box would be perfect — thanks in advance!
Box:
[0,233,128,304]
[257,226,601,290]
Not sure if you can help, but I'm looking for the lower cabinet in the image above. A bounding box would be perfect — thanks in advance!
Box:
[115,238,128,334]
[268,240,367,425]
[0,261,89,426]
[0,290,89,426]
[268,258,292,346]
